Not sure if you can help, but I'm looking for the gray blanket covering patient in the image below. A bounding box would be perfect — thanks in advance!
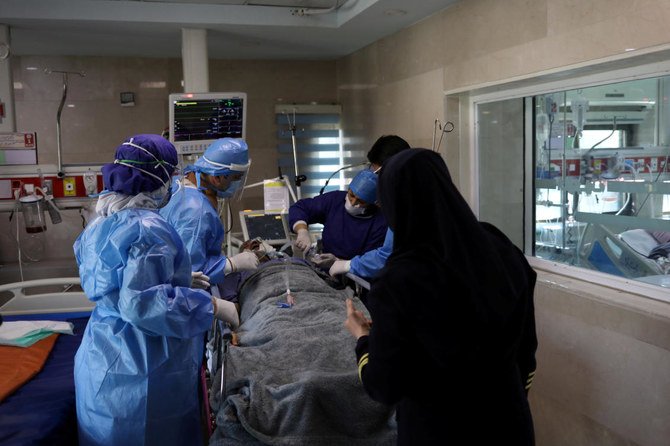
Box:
[209,261,397,446]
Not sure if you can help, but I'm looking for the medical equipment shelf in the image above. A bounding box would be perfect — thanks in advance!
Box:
[606,180,670,195]
[574,212,670,232]
[536,177,607,194]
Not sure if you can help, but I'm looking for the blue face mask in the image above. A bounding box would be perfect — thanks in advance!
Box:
[216,179,242,198]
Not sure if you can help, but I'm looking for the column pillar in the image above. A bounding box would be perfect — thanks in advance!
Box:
[181,28,209,93]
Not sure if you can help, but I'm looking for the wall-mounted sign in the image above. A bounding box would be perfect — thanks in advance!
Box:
[0,132,37,149]
[120,91,135,107]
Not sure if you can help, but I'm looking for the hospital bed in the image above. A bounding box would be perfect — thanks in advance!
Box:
[208,260,396,446]
[576,224,670,279]
[0,277,92,446]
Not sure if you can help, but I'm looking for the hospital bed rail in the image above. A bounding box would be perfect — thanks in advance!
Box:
[0,277,93,315]
[346,272,370,291]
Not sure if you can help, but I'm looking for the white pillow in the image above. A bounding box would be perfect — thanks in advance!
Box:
[619,229,659,257]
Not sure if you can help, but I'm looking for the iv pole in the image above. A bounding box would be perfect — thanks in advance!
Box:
[45,69,85,178]
[283,109,306,199]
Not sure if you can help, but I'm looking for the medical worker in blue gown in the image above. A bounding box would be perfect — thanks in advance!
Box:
[73,134,229,446]
[289,168,387,261]
[160,138,259,317]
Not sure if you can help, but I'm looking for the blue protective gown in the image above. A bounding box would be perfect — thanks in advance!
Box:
[73,208,213,446]
[349,228,394,279]
[160,182,228,286]
[288,190,387,260]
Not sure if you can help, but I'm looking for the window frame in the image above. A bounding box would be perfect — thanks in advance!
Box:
[468,59,670,304]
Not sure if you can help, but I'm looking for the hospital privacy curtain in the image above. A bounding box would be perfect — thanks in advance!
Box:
[275,104,366,198]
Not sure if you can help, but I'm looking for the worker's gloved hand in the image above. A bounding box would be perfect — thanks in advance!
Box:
[312,253,338,269]
[191,271,210,289]
[329,260,351,277]
[226,251,260,273]
[211,297,240,329]
[295,228,312,253]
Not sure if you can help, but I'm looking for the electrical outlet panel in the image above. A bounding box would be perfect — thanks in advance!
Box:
[63,177,77,197]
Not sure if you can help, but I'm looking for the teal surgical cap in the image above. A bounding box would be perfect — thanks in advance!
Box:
[186,138,250,176]
[349,169,378,204]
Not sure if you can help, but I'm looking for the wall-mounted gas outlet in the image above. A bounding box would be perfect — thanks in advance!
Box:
[43,179,53,196]
[83,172,97,196]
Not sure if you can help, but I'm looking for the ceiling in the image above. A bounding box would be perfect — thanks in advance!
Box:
[0,0,462,60]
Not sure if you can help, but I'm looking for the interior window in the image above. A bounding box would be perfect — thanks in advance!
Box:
[532,77,670,285]
[476,74,670,290]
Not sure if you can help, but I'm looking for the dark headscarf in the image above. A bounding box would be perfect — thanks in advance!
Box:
[376,148,535,365]
[101,134,178,195]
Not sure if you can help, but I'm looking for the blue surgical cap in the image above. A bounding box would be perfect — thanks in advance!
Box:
[186,138,250,176]
[101,134,178,195]
[349,169,378,204]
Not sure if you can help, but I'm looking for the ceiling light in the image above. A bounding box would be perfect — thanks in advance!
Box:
[384,9,407,16]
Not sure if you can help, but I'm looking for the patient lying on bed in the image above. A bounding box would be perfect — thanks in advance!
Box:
[208,260,396,446]
[619,229,670,274]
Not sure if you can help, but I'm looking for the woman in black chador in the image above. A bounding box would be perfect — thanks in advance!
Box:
[345,148,538,445]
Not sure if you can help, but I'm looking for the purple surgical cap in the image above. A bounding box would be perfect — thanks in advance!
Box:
[101,134,178,195]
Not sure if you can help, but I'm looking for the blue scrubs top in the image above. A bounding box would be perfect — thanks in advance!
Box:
[289,190,387,260]
[349,228,394,279]
[160,183,228,286]
[74,208,213,446]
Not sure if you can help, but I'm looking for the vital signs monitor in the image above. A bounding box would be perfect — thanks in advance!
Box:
[239,210,291,247]
[168,92,247,155]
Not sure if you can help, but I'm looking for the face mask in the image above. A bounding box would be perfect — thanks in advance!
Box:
[216,179,242,198]
[344,195,367,216]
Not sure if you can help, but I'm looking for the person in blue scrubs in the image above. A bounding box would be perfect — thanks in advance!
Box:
[74,134,228,446]
[160,138,259,311]
[328,135,410,278]
[290,168,387,261]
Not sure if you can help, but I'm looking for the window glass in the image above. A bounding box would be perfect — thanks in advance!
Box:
[477,99,525,248]
[532,77,670,284]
